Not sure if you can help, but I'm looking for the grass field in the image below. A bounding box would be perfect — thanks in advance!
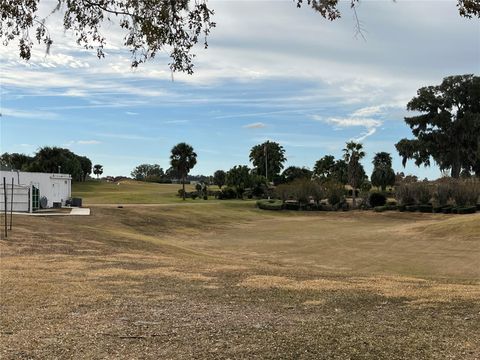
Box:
[1,181,479,359]
[72,180,198,204]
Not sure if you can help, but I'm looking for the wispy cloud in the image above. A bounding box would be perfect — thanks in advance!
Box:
[64,140,101,146]
[351,106,384,118]
[0,107,58,120]
[312,114,383,142]
[323,117,382,129]
[243,122,266,129]
[77,140,101,145]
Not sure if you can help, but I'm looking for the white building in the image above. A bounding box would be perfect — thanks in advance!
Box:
[0,170,72,212]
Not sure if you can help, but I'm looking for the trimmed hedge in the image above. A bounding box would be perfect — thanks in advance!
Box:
[374,205,397,212]
[418,204,433,213]
[405,205,418,212]
[256,199,283,211]
[456,206,477,214]
[284,201,300,211]
[369,192,387,207]
[441,206,453,214]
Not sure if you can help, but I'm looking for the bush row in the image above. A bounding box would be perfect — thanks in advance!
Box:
[395,179,480,207]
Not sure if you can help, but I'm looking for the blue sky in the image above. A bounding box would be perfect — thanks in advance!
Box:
[1,0,479,178]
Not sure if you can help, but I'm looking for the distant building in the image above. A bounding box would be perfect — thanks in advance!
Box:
[0,170,72,212]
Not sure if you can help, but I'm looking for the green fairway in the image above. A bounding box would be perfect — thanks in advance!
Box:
[72,180,198,204]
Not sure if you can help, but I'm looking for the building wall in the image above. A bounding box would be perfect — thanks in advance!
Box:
[0,184,30,212]
[0,171,72,209]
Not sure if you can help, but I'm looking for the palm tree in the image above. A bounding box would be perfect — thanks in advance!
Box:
[371,152,395,191]
[93,164,103,179]
[170,143,197,200]
[343,141,366,208]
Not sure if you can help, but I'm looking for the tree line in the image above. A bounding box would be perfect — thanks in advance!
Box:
[155,75,479,202]
[3,75,478,192]
[0,147,103,182]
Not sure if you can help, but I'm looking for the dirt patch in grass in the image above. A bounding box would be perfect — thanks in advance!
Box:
[88,266,214,282]
[239,274,480,304]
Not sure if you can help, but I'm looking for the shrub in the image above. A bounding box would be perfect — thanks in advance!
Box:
[414,183,433,204]
[284,200,300,210]
[369,192,387,207]
[405,205,418,212]
[418,204,433,213]
[357,195,371,210]
[337,201,350,211]
[456,206,477,214]
[374,205,396,212]
[275,179,324,205]
[256,199,283,211]
[434,180,454,206]
[360,181,372,193]
[325,181,345,206]
[217,187,237,200]
[441,206,453,214]
[395,184,416,205]
[452,180,480,206]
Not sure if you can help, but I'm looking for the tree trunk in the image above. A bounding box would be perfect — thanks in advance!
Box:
[182,176,186,200]
[451,162,461,178]
[352,188,356,209]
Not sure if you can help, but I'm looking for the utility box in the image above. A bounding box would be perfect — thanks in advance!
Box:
[71,198,82,207]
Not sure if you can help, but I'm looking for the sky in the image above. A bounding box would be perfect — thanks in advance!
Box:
[1,0,479,178]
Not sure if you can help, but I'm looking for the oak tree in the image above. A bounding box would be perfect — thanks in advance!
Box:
[395,74,480,178]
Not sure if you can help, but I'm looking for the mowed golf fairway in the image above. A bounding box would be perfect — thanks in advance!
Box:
[1,182,479,359]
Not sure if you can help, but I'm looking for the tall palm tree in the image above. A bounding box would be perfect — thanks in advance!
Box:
[343,141,366,208]
[170,143,197,200]
[371,152,395,191]
[93,164,103,179]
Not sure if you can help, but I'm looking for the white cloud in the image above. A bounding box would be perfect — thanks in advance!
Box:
[351,106,384,118]
[0,107,58,120]
[324,117,382,129]
[312,115,383,142]
[63,140,101,146]
[355,128,378,142]
[77,140,101,145]
[243,122,266,129]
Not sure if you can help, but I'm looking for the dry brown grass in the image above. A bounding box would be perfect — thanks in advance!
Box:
[1,203,479,359]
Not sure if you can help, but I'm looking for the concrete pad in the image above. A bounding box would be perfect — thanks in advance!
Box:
[11,208,90,216]
[70,208,90,216]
